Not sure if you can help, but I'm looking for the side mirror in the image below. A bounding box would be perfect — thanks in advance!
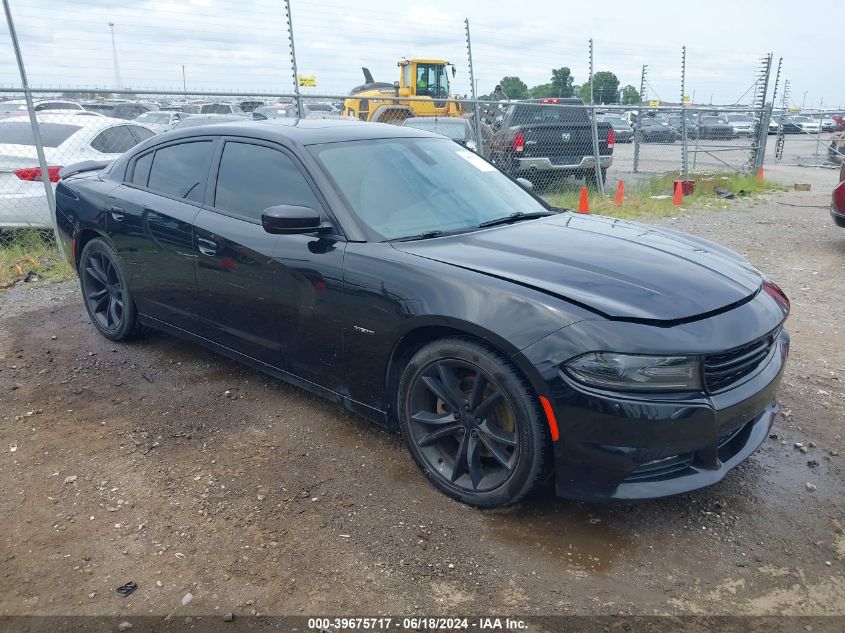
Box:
[261,205,325,234]
[516,177,533,191]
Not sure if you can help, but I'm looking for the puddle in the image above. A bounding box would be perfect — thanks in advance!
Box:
[485,496,631,572]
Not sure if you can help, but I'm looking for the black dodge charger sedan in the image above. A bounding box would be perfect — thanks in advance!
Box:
[54,119,790,506]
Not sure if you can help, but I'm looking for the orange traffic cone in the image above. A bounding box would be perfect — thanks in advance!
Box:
[672,180,684,206]
[613,180,625,205]
[578,186,590,214]
[756,167,764,181]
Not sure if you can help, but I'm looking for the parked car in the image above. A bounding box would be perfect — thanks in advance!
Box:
[33,100,85,112]
[160,103,201,114]
[721,114,755,137]
[832,161,845,228]
[308,102,340,115]
[172,114,249,129]
[0,115,154,228]
[54,119,791,506]
[134,110,188,133]
[402,116,482,152]
[239,100,265,113]
[112,102,156,121]
[769,115,802,134]
[790,116,822,134]
[200,103,245,115]
[813,115,836,133]
[663,115,698,140]
[251,104,309,119]
[485,98,614,187]
[637,117,679,143]
[834,115,845,132]
[695,116,735,139]
[597,114,634,143]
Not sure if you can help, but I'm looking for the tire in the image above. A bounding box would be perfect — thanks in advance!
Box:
[585,167,607,189]
[78,238,145,341]
[397,337,550,508]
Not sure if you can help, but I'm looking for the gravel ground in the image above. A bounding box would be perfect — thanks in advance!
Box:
[0,185,843,625]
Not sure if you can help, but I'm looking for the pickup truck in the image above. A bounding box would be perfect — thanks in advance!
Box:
[483,98,614,187]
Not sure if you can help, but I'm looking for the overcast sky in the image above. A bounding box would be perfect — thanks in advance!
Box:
[1,0,841,108]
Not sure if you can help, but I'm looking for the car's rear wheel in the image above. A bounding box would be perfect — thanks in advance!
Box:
[397,337,549,508]
[79,238,144,341]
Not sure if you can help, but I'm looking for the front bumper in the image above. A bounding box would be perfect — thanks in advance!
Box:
[525,324,789,501]
[832,203,845,228]
[515,155,613,172]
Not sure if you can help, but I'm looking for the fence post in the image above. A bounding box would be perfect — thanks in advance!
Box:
[283,0,303,117]
[633,65,647,174]
[2,0,65,259]
[465,19,484,157]
[775,79,789,161]
[680,46,689,181]
[752,54,772,172]
[588,39,604,194]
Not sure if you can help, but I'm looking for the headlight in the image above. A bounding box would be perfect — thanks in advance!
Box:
[564,353,701,391]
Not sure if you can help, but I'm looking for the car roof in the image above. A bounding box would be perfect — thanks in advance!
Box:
[156,118,440,146]
[1,113,149,131]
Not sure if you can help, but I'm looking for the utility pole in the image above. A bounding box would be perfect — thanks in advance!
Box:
[108,22,121,88]
[181,64,186,96]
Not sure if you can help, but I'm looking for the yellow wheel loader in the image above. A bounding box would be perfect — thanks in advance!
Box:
[343,58,464,124]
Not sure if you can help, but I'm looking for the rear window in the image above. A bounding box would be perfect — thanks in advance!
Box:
[511,104,588,126]
[201,104,230,114]
[0,121,81,147]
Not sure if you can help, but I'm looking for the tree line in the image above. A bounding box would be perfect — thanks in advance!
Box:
[480,68,640,105]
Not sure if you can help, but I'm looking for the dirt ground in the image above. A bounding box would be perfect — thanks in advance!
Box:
[1,183,843,625]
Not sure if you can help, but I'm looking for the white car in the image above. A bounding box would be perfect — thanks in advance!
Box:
[722,114,755,136]
[0,114,155,228]
[791,116,822,134]
[133,110,187,133]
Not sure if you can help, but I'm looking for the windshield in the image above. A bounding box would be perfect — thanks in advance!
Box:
[309,137,549,241]
[415,64,450,99]
[701,116,721,124]
[725,115,752,122]
[403,119,468,140]
[792,116,812,123]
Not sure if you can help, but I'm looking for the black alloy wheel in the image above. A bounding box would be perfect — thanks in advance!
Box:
[398,338,549,507]
[79,238,144,341]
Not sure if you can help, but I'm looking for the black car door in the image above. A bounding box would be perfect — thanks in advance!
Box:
[106,138,216,330]
[193,138,346,387]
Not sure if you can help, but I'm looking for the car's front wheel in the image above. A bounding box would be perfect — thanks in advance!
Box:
[397,337,550,508]
[79,238,144,341]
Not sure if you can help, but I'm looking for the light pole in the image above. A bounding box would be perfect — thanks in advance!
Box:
[108,22,121,89]
[802,90,808,109]
[181,64,186,96]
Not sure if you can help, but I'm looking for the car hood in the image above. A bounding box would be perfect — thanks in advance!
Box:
[393,213,762,323]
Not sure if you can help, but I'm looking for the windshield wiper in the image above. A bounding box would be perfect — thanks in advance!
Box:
[477,211,554,229]
[389,230,445,242]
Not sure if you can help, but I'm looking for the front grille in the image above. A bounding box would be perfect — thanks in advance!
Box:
[705,329,778,393]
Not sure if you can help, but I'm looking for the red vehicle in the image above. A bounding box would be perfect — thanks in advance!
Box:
[834,114,845,131]
[833,161,845,228]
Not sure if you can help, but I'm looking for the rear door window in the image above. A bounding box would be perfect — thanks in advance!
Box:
[90,126,142,154]
[147,140,214,203]
[0,122,81,147]
[130,151,153,187]
[213,141,320,221]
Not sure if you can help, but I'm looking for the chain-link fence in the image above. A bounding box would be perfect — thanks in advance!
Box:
[1,0,841,255]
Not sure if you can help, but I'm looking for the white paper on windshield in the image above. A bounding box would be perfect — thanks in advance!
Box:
[456,150,496,172]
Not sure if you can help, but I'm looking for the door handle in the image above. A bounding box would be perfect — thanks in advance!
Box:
[108,206,125,222]
[197,237,217,256]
